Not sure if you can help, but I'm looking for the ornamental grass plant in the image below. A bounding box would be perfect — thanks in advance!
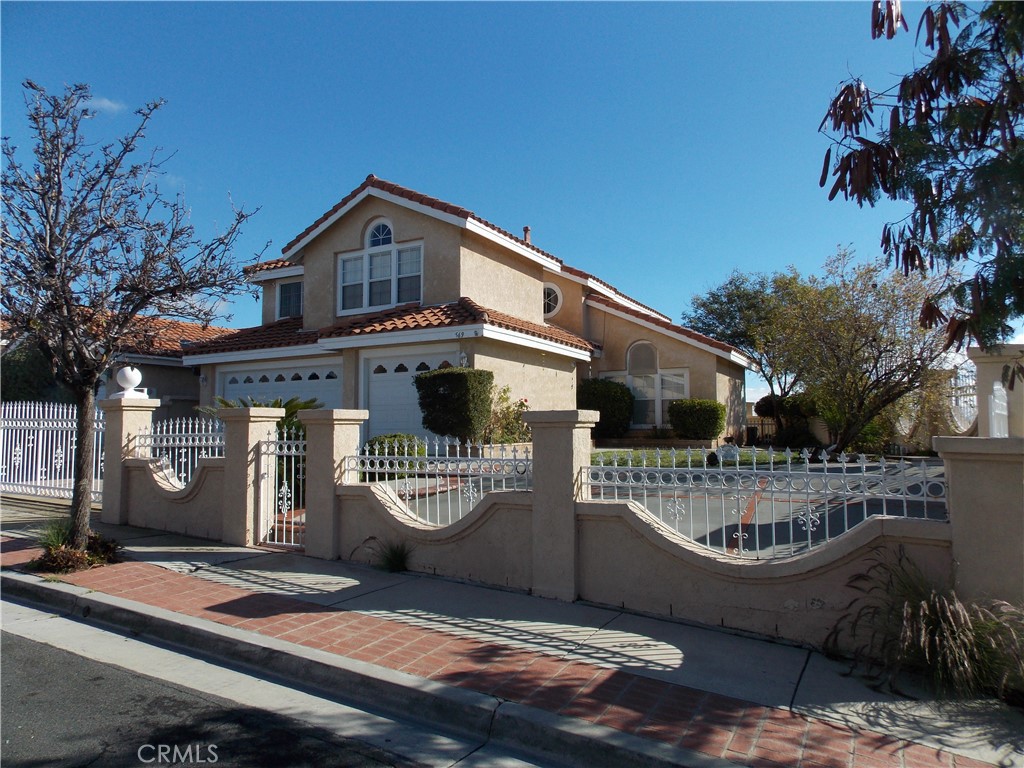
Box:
[826,545,1024,703]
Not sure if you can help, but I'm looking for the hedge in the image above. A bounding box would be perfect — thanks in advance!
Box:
[667,398,725,440]
[577,379,635,439]
[414,367,494,443]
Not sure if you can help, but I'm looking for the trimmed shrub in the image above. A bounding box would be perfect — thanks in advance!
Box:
[577,379,634,439]
[414,367,494,443]
[361,433,426,481]
[667,399,725,440]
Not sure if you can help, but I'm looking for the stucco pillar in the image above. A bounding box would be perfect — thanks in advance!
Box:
[98,397,160,525]
[218,407,284,547]
[933,435,1024,604]
[298,409,368,560]
[968,345,1024,437]
[523,409,599,601]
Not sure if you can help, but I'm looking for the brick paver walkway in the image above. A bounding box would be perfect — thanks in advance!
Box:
[0,538,999,768]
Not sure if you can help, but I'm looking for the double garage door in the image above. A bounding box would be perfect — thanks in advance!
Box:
[220,363,342,408]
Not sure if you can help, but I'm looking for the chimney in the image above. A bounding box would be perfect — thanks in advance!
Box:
[523,226,531,244]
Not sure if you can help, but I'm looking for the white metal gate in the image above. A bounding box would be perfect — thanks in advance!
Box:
[0,401,105,503]
[258,426,306,548]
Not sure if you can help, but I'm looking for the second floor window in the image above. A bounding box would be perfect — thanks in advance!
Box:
[339,242,422,313]
[278,281,303,318]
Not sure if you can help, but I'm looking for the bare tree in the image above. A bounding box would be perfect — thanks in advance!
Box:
[1,81,261,550]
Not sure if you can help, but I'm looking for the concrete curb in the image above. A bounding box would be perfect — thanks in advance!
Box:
[1,571,732,768]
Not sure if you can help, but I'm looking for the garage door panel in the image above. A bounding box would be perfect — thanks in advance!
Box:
[220,363,342,408]
[366,354,451,438]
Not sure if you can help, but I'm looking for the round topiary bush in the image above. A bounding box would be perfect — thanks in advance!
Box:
[577,379,635,439]
[667,399,726,440]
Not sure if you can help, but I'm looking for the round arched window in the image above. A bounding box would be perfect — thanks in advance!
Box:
[543,283,562,317]
[368,222,392,248]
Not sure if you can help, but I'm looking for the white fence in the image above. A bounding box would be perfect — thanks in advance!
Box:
[346,438,533,526]
[587,448,947,560]
[259,426,306,548]
[0,401,105,503]
[135,416,225,488]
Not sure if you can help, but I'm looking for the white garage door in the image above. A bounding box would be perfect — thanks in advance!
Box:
[366,353,455,438]
[221,362,342,408]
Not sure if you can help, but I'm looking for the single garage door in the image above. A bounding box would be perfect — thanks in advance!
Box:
[221,362,342,408]
[366,353,455,438]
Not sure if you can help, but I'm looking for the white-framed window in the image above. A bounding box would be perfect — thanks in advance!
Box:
[603,342,690,428]
[338,220,422,315]
[543,283,562,318]
[277,280,303,319]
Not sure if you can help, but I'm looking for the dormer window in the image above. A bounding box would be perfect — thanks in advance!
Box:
[338,220,422,314]
[278,281,303,319]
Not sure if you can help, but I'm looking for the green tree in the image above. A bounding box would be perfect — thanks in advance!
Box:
[791,251,950,452]
[682,270,808,432]
[1,82,259,551]
[820,1,1024,351]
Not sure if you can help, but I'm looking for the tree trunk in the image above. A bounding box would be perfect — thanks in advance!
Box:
[69,386,96,551]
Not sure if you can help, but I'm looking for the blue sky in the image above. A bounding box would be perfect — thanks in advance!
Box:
[2,2,969,396]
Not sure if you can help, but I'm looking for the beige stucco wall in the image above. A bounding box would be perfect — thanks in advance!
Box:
[575,504,953,648]
[335,487,536,591]
[123,459,226,540]
[583,305,746,437]
[459,231,545,323]
[468,338,578,412]
[541,273,588,337]
[128,362,205,421]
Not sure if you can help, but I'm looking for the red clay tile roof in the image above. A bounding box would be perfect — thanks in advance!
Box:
[182,317,318,356]
[244,258,295,276]
[2,315,232,360]
[319,297,594,352]
[122,317,234,358]
[186,299,593,357]
[561,265,671,322]
[282,174,563,267]
[585,294,748,360]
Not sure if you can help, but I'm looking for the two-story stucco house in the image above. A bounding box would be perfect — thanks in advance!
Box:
[183,175,752,439]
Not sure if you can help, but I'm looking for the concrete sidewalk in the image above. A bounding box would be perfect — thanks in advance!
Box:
[2,499,1021,768]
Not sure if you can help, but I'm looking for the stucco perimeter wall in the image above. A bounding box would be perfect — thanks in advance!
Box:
[575,502,953,649]
[334,486,535,591]
[470,339,577,411]
[123,458,226,541]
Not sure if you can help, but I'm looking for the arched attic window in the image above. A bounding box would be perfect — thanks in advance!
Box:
[368,222,392,248]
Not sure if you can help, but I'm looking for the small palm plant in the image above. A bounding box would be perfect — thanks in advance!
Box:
[197,395,323,432]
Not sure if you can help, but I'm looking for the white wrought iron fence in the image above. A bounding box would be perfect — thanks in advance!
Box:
[346,437,533,526]
[258,426,306,548]
[0,401,105,503]
[587,448,947,560]
[135,416,225,488]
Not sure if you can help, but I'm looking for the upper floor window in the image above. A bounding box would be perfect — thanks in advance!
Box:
[543,283,562,317]
[369,222,392,248]
[339,222,422,314]
[278,281,303,319]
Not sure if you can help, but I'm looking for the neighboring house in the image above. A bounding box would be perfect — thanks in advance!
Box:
[2,316,229,421]
[184,175,752,439]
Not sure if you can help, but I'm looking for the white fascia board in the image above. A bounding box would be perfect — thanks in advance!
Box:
[120,353,187,368]
[464,218,562,270]
[282,187,468,259]
[547,266,672,322]
[318,325,486,351]
[248,265,305,283]
[182,342,324,366]
[479,326,592,361]
[586,299,753,369]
